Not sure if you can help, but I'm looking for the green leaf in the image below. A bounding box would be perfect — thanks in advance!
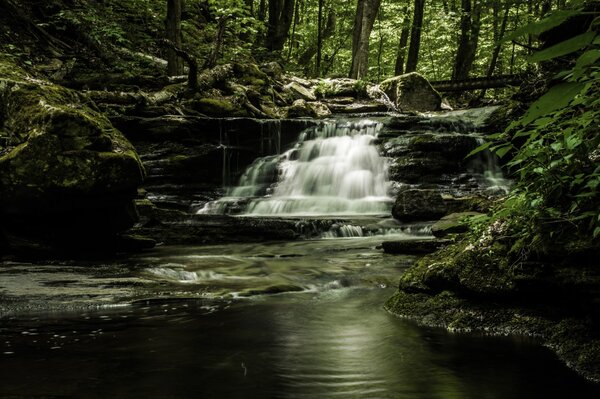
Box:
[528,32,596,63]
[505,9,582,41]
[466,141,492,158]
[494,143,513,158]
[576,49,600,69]
[520,82,586,126]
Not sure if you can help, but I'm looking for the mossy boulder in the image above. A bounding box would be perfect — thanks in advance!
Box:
[287,99,332,118]
[386,217,600,382]
[0,57,145,254]
[431,212,485,238]
[380,72,442,112]
[188,97,247,117]
[392,189,448,222]
[284,82,317,101]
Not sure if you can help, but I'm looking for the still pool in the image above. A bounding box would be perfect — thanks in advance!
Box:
[1,236,599,398]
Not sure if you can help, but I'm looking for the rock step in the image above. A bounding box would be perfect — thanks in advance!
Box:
[381,239,452,255]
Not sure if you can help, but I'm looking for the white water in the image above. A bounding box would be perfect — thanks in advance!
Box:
[198,120,393,216]
[471,137,512,195]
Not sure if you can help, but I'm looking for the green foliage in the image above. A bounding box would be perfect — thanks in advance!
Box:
[50,5,130,46]
[474,6,600,249]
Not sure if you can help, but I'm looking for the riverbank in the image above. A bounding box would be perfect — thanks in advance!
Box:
[385,228,600,382]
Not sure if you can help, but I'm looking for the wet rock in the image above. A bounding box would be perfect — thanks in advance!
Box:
[0,57,145,255]
[315,78,367,98]
[186,97,248,117]
[284,82,317,101]
[238,283,305,297]
[287,99,332,118]
[260,62,284,79]
[327,101,388,114]
[380,73,442,112]
[385,221,600,382]
[391,189,491,223]
[382,239,452,254]
[431,212,484,238]
[392,189,448,222]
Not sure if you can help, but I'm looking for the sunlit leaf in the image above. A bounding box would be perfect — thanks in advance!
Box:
[520,82,586,126]
[528,32,596,63]
[505,9,583,41]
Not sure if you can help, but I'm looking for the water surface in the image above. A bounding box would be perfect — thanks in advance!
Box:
[1,237,599,398]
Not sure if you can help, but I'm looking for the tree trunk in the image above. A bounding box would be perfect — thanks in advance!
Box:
[298,9,336,70]
[166,0,184,76]
[486,1,510,78]
[480,0,510,98]
[287,0,301,61]
[265,0,296,52]
[394,6,410,75]
[245,0,254,15]
[349,0,382,80]
[205,16,233,69]
[405,0,425,73]
[316,0,324,76]
[452,0,482,81]
[258,0,267,21]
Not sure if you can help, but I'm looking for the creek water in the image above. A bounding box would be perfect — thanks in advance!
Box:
[0,112,596,397]
[1,236,600,398]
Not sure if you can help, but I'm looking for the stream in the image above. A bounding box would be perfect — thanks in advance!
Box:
[2,236,600,398]
[1,111,599,397]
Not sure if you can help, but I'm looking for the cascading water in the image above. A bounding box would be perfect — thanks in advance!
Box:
[198,120,393,216]
[470,137,512,195]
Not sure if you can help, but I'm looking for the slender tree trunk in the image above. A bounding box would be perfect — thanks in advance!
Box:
[394,6,410,75]
[265,0,296,52]
[452,0,482,81]
[480,0,510,98]
[166,0,184,76]
[287,0,301,61]
[245,0,254,15]
[376,7,385,82]
[349,0,382,79]
[205,16,232,69]
[442,0,449,14]
[298,9,336,70]
[486,1,510,78]
[316,0,324,76]
[258,0,266,21]
[405,0,425,73]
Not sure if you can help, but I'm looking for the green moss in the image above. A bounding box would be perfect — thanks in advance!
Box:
[190,97,247,117]
[0,56,144,207]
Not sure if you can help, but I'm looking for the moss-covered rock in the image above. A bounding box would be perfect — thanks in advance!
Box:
[431,212,484,238]
[0,56,145,254]
[287,99,332,118]
[380,72,442,112]
[386,216,600,382]
[187,97,247,117]
[392,189,448,222]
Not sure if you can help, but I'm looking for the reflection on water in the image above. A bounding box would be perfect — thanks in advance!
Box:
[1,236,599,398]
[1,289,599,398]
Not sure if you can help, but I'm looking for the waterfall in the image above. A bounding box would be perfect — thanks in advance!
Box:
[470,137,511,195]
[198,120,393,216]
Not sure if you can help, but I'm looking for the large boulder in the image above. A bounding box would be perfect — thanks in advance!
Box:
[0,58,145,254]
[431,212,484,238]
[287,99,332,118]
[379,72,442,112]
[392,189,494,222]
[392,189,448,222]
[284,82,317,101]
